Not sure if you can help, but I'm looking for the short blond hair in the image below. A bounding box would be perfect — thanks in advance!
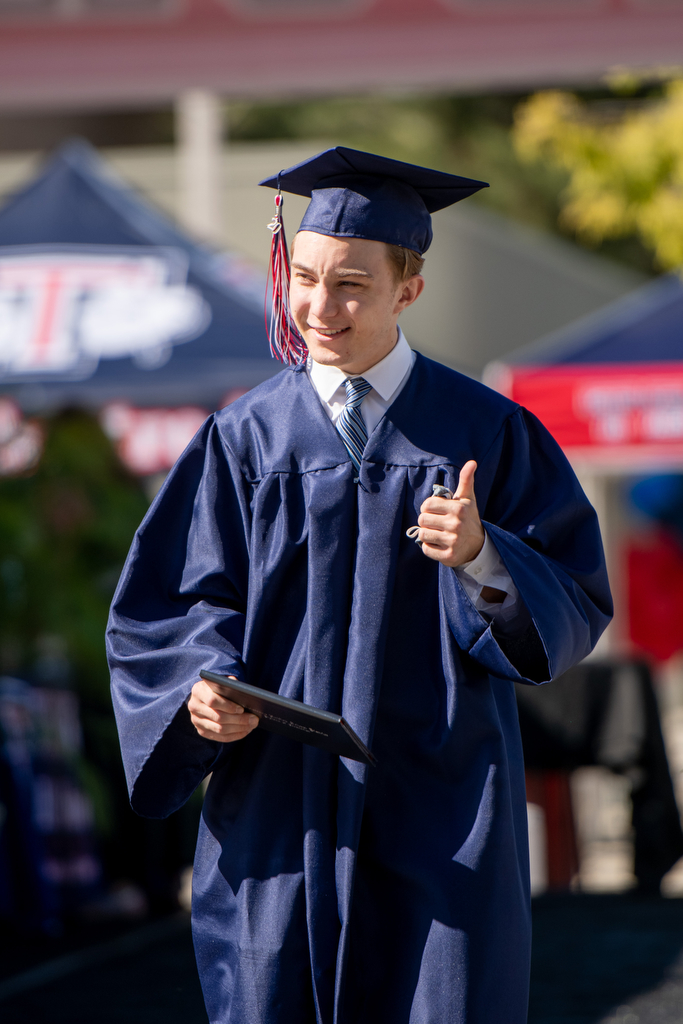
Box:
[290,235,425,284]
[385,244,425,284]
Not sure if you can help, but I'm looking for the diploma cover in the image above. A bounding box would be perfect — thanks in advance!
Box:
[199,670,377,766]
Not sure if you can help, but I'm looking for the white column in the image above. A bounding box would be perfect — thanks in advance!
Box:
[175,89,224,243]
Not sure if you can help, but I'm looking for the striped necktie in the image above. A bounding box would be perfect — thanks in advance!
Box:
[337,375,373,477]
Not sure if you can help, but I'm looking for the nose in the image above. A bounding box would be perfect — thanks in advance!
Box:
[307,282,339,323]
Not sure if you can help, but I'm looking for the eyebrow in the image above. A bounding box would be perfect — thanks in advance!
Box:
[291,263,374,279]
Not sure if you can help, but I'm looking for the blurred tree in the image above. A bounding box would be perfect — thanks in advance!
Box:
[513,77,683,273]
[0,410,150,871]
[0,409,147,701]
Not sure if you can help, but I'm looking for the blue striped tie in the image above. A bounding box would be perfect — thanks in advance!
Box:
[337,375,373,477]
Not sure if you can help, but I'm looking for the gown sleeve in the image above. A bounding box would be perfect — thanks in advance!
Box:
[106,415,252,817]
[440,405,613,685]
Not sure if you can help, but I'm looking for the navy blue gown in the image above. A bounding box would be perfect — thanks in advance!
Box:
[107,353,611,1024]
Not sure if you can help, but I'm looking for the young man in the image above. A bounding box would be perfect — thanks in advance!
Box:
[107,148,612,1024]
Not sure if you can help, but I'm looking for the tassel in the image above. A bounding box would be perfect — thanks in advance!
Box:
[266,190,307,365]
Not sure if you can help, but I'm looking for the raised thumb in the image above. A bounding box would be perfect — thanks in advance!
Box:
[454,460,477,501]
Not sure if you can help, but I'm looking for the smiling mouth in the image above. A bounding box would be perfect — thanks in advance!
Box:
[308,325,349,337]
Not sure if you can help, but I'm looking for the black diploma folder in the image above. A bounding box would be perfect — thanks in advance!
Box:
[199,670,376,766]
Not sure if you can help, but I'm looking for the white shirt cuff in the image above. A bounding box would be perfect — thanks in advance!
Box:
[455,532,522,624]
[460,532,505,582]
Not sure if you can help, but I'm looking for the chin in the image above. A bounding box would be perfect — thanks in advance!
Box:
[310,350,348,366]
[304,340,350,366]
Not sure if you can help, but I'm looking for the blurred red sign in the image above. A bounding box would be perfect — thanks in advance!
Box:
[628,529,683,663]
[99,385,252,475]
[101,402,208,475]
[509,363,683,467]
[1,0,683,107]
[0,397,43,476]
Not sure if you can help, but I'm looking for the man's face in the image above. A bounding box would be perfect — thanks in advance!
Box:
[289,231,423,375]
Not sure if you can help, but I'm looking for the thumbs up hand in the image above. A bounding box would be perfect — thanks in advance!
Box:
[417,461,485,568]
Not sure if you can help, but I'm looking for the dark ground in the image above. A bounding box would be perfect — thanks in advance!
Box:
[530,895,683,1024]
[3,895,683,1023]
[0,913,208,1024]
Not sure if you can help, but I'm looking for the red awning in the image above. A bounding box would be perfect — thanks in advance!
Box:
[507,362,683,469]
[1,0,683,108]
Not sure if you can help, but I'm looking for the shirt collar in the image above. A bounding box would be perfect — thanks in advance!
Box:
[308,328,413,403]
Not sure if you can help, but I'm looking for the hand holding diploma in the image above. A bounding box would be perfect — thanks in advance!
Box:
[189,677,260,743]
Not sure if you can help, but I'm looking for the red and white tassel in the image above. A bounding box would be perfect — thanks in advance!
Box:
[265,192,307,365]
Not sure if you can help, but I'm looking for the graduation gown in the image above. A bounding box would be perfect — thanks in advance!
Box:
[107,353,612,1024]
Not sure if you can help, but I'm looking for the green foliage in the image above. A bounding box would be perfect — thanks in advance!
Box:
[513,78,683,273]
[0,410,148,710]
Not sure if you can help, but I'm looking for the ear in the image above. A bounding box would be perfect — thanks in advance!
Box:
[394,274,425,315]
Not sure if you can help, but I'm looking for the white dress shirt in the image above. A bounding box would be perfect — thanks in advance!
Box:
[307,329,523,628]
[307,326,415,436]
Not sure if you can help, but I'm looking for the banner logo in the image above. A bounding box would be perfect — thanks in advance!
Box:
[0,246,211,381]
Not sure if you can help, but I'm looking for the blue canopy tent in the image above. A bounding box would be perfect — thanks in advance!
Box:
[484,274,683,472]
[0,139,276,414]
[487,273,683,368]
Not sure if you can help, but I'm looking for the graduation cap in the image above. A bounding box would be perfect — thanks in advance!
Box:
[258,146,488,365]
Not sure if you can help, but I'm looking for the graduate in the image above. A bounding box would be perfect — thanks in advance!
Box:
[107,147,612,1024]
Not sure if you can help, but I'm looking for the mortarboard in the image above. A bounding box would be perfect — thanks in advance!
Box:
[259,146,488,255]
[258,147,488,364]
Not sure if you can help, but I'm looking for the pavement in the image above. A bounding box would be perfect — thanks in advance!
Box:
[0,913,207,1024]
[2,894,683,1022]
[530,895,683,1024]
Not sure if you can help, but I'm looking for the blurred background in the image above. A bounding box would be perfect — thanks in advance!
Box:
[1,2,683,1022]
